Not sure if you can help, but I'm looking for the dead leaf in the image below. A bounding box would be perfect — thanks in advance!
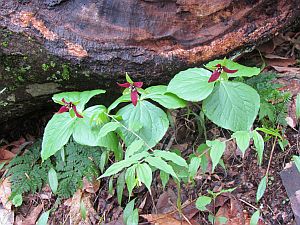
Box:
[83,177,100,194]
[21,204,43,225]
[0,177,12,210]
[155,189,177,214]
[271,66,300,74]
[0,207,14,225]
[0,150,15,161]
[265,54,296,67]
[141,214,191,225]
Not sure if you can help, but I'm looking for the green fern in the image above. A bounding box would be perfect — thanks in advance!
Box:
[6,140,103,200]
[6,141,52,199]
[246,72,291,127]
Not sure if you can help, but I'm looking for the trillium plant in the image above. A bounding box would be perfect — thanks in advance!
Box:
[41,58,265,225]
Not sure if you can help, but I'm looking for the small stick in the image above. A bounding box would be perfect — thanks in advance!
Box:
[239,198,258,210]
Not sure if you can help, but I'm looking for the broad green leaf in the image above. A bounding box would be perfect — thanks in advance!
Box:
[125,165,137,197]
[205,59,261,78]
[100,159,137,178]
[153,150,188,168]
[203,81,260,131]
[141,85,186,109]
[117,101,169,151]
[188,157,201,180]
[41,113,76,161]
[108,94,131,112]
[99,122,122,137]
[125,140,145,159]
[250,210,260,225]
[145,156,178,179]
[48,168,58,194]
[52,89,105,111]
[117,171,125,205]
[296,93,300,120]
[80,200,87,220]
[207,140,226,172]
[195,196,212,211]
[73,105,119,151]
[232,131,251,156]
[160,170,169,189]
[123,199,135,224]
[12,194,22,207]
[217,216,228,225]
[127,208,139,225]
[167,68,214,101]
[253,130,264,165]
[36,210,50,225]
[293,155,300,173]
[100,151,108,173]
[136,163,153,191]
[256,176,267,202]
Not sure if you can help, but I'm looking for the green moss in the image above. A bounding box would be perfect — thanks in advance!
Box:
[61,64,70,80]
[1,41,8,47]
[42,63,50,71]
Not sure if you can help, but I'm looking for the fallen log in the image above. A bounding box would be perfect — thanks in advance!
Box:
[0,0,299,125]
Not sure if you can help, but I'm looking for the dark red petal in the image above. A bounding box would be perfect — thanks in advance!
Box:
[133,82,143,88]
[131,91,138,106]
[72,105,83,118]
[117,82,131,88]
[56,106,69,114]
[62,98,67,104]
[216,64,222,68]
[208,70,221,83]
[223,66,238,74]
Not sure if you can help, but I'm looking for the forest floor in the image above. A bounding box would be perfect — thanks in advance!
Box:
[1,28,300,225]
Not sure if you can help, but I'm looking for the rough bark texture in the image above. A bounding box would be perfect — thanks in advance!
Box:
[0,0,299,125]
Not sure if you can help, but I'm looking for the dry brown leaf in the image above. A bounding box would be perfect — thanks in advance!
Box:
[0,177,12,210]
[141,214,191,225]
[0,150,15,161]
[0,208,14,225]
[21,204,43,225]
[215,199,245,225]
[271,66,300,74]
[83,177,100,194]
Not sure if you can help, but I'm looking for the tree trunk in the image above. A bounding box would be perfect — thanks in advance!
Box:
[0,0,299,124]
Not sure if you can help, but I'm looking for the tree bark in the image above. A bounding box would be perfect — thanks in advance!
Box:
[0,0,299,124]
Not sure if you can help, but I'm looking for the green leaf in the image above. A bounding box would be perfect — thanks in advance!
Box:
[207,140,226,172]
[144,156,178,179]
[126,72,134,84]
[117,171,125,205]
[136,163,152,191]
[195,196,212,211]
[99,122,122,137]
[0,162,6,171]
[188,157,201,180]
[293,155,300,173]
[203,81,260,131]
[250,210,260,225]
[232,131,251,156]
[297,93,300,120]
[73,105,119,151]
[217,216,228,225]
[160,170,169,189]
[100,152,149,178]
[36,210,50,225]
[41,113,76,161]
[256,176,267,202]
[141,85,186,109]
[108,94,131,112]
[253,130,264,165]
[12,194,22,207]
[123,199,135,224]
[153,150,188,168]
[80,200,87,220]
[117,101,169,151]
[167,68,215,101]
[125,165,137,197]
[127,208,139,225]
[100,151,108,173]
[125,140,145,159]
[48,168,58,194]
[52,89,106,111]
[205,59,261,78]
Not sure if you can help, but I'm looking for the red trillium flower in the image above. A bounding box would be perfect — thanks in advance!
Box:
[208,64,238,83]
[56,98,83,118]
[117,81,143,106]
